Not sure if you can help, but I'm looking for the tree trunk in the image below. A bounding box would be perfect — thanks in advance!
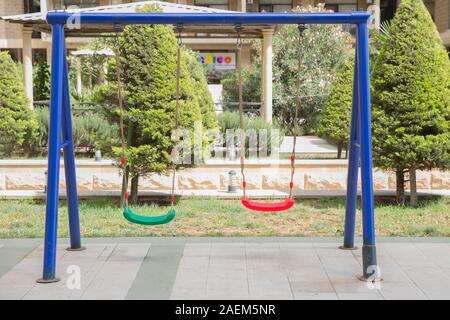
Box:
[130,175,139,205]
[337,143,342,159]
[409,166,418,207]
[396,168,405,205]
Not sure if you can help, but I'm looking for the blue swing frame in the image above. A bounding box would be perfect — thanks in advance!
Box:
[41,11,377,282]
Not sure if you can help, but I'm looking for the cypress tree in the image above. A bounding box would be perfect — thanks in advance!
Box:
[316,57,354,159]
[106,4,214,202]
[0,52,37,157]
[372,0,450,206]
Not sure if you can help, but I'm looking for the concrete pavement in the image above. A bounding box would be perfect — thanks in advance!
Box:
[1,237,449,300]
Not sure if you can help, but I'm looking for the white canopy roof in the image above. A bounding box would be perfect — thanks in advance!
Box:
[71,48,114,56]
[0,1,270,38]
[1,1,231,23]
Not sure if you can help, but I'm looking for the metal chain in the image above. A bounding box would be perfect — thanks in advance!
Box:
[235,24,247,198]
[114,24,129,209]
[289,24,305,199]
[170,24,184,208]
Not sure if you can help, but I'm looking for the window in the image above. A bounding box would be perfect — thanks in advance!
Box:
[64,0,100,8]
[323,0,356,13]
[24,1,41,38]
[324,4,338,12]
[33,49,47,61]
[24,0,40,13]
[0,49,22,63]
[259,4,272,12]
[259,0,293,12]
[380,0,396,22]
[195,0,229,10]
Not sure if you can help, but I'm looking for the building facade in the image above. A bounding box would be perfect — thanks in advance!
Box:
[1,0,449,116]
[1,1,449,64]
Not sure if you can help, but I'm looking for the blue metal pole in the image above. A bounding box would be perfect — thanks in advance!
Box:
[341,48,361,250]
[46,12,371,26]
[38,23,65,283]
[61,41,83,252]
[356,22,378,280]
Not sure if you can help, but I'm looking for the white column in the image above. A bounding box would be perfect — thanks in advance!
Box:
[261,29,274,124]
[40,0,48,13]
[76,57,82,96]
[22,27,34,109]
[368,0,381,29]
[238,0,246,12]
[375,0,381,25]
[46,46,52,66]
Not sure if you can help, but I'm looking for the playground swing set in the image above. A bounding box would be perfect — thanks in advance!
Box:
[118,22,303,221]
[39,11,378,283]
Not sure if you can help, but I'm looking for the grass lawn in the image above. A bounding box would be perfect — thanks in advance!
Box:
[0,197,449,238]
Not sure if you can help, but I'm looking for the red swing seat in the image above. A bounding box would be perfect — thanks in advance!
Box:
[234,24,304,214]
[241,197,295,212]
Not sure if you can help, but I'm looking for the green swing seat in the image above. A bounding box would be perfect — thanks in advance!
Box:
[123,207,176,226]
[115,26,181,227]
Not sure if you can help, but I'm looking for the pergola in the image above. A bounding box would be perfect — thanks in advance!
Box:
[0,0,277,122]
[71,48,114,95]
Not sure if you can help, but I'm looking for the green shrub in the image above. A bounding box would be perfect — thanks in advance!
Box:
[0,52,37,157]
[33,57,50,101]
[27,107,49,154]
[30,108,118,156]
[221,66,262,110]
[184,49,219,160]
[217,111,279,156]
[72,112,119,155]
[217,111,242,131]
[184,49,217,132]
[316,57,354,159]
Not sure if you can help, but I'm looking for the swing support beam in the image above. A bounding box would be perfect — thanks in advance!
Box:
[42,11,377,282]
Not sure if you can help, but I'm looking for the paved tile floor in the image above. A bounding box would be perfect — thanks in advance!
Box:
[0,238,449,300]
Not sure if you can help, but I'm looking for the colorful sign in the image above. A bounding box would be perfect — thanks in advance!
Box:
[198,52,236,70]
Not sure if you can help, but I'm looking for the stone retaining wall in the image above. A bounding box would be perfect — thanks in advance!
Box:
[0,159,449,194]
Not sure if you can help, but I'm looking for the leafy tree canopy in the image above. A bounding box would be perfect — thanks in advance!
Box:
[221,5,352,134]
